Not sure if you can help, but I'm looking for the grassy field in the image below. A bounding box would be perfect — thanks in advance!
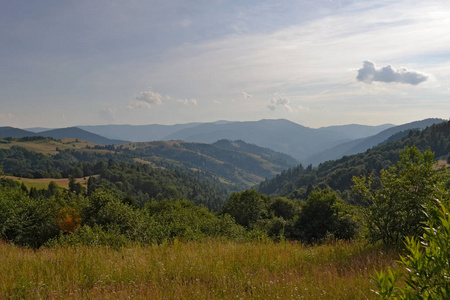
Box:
[4,176,91,190]
[0,137,111,155]
[0,239,400,299]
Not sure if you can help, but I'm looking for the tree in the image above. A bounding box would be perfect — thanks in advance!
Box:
[352,146,447,246]
[221,189,268,228]
[48,181,59,195]
[373,198,450,298]
[69,175,85,195]
[291,188,356,243]
[268,197,298,220]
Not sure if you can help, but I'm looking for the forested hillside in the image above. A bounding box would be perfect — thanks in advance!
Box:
[120,140,298,188]
[304,118,445,165]
[0,136,301,210]
[259,120,450,197]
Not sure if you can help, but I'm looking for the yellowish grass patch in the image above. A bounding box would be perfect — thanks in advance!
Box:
[0,239,400,299]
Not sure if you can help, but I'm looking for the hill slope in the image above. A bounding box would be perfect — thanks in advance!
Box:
[79,122,203,142]
[38,127,128,145]
[0,136,298,190]
[317,123,394,140]
[0,127,36,138]
[305,118,446,165]
[259,120,450,197]
[120,139,299,188]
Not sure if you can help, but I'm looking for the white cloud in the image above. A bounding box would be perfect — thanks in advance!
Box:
[178,98,197,106]
[268,95,294,112]
[357,61,428,85]
[241,91,252,99]
[128,90,163,109]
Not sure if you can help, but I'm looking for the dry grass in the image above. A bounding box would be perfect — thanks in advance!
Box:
[0,239,400,299]
[0,137,112,155]
[4,176,92,190]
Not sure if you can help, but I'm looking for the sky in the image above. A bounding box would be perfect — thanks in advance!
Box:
[1,0,450,129]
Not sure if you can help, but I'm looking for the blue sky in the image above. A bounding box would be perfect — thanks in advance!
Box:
[1,0,450,128]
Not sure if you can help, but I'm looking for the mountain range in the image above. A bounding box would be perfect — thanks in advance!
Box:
[79,119,395,162]
[1,118,446,166]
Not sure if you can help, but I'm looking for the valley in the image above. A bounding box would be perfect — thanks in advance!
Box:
[1,118,449,299]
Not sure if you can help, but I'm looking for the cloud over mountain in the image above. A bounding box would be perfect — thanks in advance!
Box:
[268,95,294,112]
[357,61,428,85]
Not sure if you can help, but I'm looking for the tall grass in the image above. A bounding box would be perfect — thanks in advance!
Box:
[0,239,399,299]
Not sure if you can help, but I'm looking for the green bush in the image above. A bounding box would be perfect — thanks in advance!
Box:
[373,198,450,298]
[290,189,357,243]
[352,146,447,246]
[146,199,247,242]
[221,189,269,228]
[46,225,132,248]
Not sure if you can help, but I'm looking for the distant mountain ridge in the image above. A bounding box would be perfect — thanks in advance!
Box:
[0,127,35,138]
[76,119,394,162]
[37,127,127,145]
[304,118,446,165]
[0,126,127,145]
[317,123,394,140]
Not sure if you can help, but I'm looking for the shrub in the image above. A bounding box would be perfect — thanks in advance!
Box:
[290,189,357,243]
[373,198,450,298]
[352,146,447,246]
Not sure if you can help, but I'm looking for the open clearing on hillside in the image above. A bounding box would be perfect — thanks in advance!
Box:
[0,239,400,299]
[0,137,112,155]
[4,176,92,190]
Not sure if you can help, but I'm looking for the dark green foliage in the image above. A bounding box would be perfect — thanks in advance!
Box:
[145,200,246,242]
[221,189,269,228]
[121,139,298,189]
[268,197,298,220]
[212,139,299,167]
[290,189,357,243]
[220,188,356,243]
[46,225,132,248]
[0,142,133,178]
[90,161,229,210]
[352,146,448,246]
[0,179,247,248]
[0,143,230,210]
[0,177,86,247]
[68,175,85,195]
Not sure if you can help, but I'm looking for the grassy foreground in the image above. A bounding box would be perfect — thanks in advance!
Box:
[0,239,399,299]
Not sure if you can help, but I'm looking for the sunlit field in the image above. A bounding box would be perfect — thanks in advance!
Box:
[4,176,89,190]
[0,239,400,299]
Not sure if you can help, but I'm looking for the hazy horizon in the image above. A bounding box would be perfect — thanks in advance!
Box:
[17,118,401,131]
[2,0,450,128]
